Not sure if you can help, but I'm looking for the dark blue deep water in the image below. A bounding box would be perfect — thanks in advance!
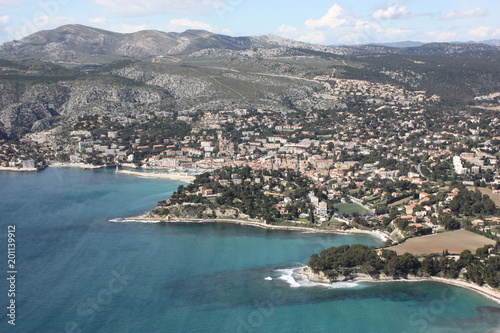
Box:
[0,168,499,332]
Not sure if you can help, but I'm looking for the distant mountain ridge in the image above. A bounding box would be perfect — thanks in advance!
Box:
[359,40,500,48]
[0,24,498,139]
[367,41,425,48]
[0,25,352,64]
[0,24,499,66]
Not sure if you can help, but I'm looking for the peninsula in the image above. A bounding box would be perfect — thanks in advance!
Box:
[302,244,500,302]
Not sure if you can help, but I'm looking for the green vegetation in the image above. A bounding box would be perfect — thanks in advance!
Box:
[309,244,500,288]
[448,187,497,216]
[334,203,373,216]
[162,166,317,224]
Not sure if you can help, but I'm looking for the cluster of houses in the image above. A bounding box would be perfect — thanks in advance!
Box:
[314,76,440,106]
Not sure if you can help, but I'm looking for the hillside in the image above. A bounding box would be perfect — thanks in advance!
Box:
[0,25,499,139]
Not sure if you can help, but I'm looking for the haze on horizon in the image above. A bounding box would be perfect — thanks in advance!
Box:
[0,0,498,45]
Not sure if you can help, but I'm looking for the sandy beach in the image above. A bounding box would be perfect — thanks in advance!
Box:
[0,166,38,172]
[115,169,196,182]
[49,162,105,169]
[428,276,500,304]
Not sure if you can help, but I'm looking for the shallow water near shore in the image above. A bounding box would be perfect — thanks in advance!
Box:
[0,167,499,332]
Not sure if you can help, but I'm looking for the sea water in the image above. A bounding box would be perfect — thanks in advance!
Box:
[0,168,499,333]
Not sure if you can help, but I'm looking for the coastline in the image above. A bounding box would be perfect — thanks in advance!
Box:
[121,215,389,240]
[427,276,500,304]
[115,169,196,182]
[44,164,198,182]
[49,162,105,169]
[0,166,38,172]
[299,266,500,304]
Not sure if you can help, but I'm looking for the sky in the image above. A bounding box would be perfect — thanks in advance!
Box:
[0,0,499,45]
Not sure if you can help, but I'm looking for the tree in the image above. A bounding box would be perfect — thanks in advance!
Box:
[421,256,439,276]
[309,209,316,224]
[439,214,460,230]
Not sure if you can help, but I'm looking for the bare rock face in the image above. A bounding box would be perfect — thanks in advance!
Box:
[300,266,332,284]
[0,78,171,138]
[110,67,211,99]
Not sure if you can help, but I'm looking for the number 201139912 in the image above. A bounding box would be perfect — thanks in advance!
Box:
[7,225,16,269]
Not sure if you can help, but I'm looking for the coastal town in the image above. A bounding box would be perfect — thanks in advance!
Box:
[1,19,500,331]
[1,76,499,244]
[3,6,500,330]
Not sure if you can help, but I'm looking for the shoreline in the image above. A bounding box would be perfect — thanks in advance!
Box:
[299,266,500,304]
[121,215,389,240]
[115,170,196,182]
[119,215,499,303]
[43,164,198,182]
[427,276,500,304]
[48,162,106,169]
[0,166,38,172]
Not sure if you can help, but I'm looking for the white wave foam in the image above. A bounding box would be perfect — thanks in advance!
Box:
[275,268,301,287]
[264,276,273,281]
[108,218,161,223]
[274,267,360,289]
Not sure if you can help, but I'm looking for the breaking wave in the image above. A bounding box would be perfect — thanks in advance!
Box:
[273,266,360,289]
[108,218,162,223]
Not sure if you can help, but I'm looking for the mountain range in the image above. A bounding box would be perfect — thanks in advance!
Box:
[1,25,499,65]
[0,24,499,139]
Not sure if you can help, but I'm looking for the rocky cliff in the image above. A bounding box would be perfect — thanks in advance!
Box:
[300,266,396,283]
[0,75,172,138]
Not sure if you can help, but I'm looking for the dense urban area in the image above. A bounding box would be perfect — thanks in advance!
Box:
[2,76,499,244]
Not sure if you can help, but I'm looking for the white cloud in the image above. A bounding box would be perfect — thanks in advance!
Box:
[354,20,383,34]
[337,33,360,44]
[383,27,414,40]
[426,31,458,41]
[90,0,227,16]
[442,7,488,20]
[0,15,10,25]
[467,26,500,40]
[278,24,299,35]
[298,31,326,44]
[275,25,301,41]
[90,17,107,24]
[373,5,412,20]
[169,18,212,31]
[0,0,23,5]
[339,21,413,44]
[305,4,346,29]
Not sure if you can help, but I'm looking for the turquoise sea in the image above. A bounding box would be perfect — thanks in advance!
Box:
[0,168,499,333]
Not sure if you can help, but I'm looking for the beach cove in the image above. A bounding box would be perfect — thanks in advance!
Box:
[115,169,197,182]
[124,215,500,306]
[299,266,500,304]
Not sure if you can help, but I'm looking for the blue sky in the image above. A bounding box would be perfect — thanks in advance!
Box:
[0,0,499,44]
